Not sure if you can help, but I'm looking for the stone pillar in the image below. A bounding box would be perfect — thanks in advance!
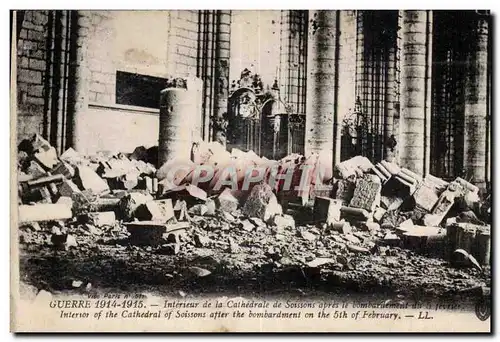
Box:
[305,10,338,166]
[212,10,231,146]
[399,10,432,175]
[67,10,90,153]
[336,10,357,163]
[464,12,489,188]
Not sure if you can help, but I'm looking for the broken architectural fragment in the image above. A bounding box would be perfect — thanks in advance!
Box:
[75,166,110,195]
[313,197,342,225]
[335,179,356,206]
[242,183,282,222]
[349,176,381,212]
[118,192,154,221]
[430,181,463,226]
[446,222,491,265]
[215,188,239,213]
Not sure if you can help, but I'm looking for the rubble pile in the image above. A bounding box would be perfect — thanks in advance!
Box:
[16,134,491,296]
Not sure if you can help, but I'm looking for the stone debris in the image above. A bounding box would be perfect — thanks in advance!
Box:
[85,211,116,227]
[215,188,239,213]
[118,192,154,221]
[313,197,342,225]
[15,137,491,297]
[349,176,381,212]
[242,183,282,222]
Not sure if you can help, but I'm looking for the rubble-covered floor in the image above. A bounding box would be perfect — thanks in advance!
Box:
[19,211,490,301]
[17,135,491,303]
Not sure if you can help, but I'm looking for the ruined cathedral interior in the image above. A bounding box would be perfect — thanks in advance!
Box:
[14,10,492,304]
[15,10,492,189]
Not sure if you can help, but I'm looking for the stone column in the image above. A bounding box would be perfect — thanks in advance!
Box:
[305,10,338,166]
[464,12,489,188]
[212,10,231,146]
[67,10,90,153]
[398,10,432,175]
[336,10,357,163]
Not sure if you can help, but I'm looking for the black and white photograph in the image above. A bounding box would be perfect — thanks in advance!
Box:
[10,9,492,332]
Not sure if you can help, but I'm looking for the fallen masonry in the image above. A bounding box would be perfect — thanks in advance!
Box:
[16,135,492,297]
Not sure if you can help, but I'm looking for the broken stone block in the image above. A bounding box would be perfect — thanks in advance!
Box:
[375,162,392,180]
[373,207,386,222]
[396,218,414,233]
[334,156,374,179]
[26,160,47,178]
[215,188,239,213]
[360,222,380,234]
[26,174,65,189]
[349,178,381,212]
[370,165,389,184]
[272,214,295,231]
[51,232,77,250]
[118,192,154,221]
[454,177,479,194]
[75,166,110,195]
[130,146,148,161]
[413,182,440,213]
[51,161,75,179]
[34,147,58,170]
[313,197,342,225]
[347,244,370,254]
[399,168,423,184]
[17,150,29,168]
[335,179,356,206]
[58,179,81,198]
[125,221,176,246]
[84,224,103,236]
[157,243,180,255]
[380,160,400,175]
[446,222,490,264]
[65,234,78,250]
[135,200,170,221]
[329,221,352,235]
[228,237,240,253]
[475,231,491,266]
[188,266,211,278]
[166,231,182,244]
[19,203,73,223]
[340,206,370,221]
[430,181,463,225]
[118,172,140,190]
[402,226,447,256]
[137,176,154,193]
[309,184,335,201]
[380,232,401,247]
[59,147,81,162]
[194,233,210,247]
[380,195,404,211]
[300,230,316,241]
[239,219,256,232]
[160,183,207,203]
[205,198,216,215]
[422,213,443,227]
[242,183,282,222]
[85,211,116,227]
[188,204,209,216]
[155,199,175,222]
